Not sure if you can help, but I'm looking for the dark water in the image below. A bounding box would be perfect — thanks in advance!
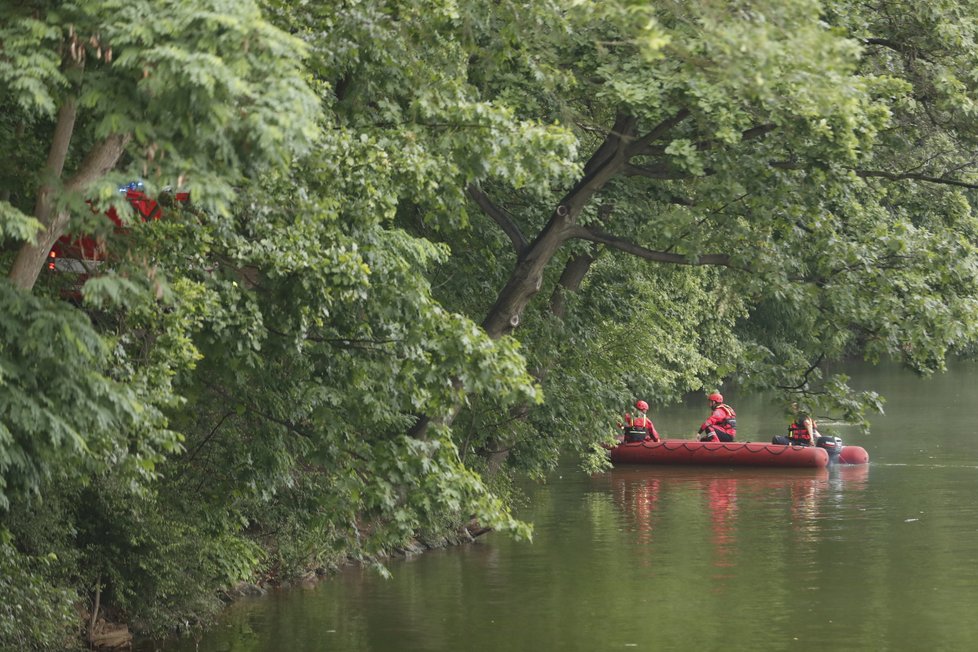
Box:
[146,361,978,651]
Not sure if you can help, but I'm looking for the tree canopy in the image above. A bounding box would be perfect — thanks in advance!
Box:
[4,0,978,647]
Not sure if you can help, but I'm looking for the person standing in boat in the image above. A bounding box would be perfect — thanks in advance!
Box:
[772,403,819,446]
[621,400,661,442]
[698,392,736,442]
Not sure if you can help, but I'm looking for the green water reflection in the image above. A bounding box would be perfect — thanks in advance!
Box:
[145,361,978,651]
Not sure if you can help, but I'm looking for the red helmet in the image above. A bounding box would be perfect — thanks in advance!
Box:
[708,392,723,403]
[635,400,649,412]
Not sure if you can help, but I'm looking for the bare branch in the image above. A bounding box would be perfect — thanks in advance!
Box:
[246,403,315,440]
[663,192,751,252]
[767,160,978,191]
[183,411,234,466]
[775,353,826,391]
[467,184,528,253]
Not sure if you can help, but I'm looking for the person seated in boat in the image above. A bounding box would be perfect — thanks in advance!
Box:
[697,392,736,442]
[620,400,661,443]
[772,403,819,446]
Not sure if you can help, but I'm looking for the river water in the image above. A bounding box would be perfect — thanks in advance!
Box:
[146,361,978,651]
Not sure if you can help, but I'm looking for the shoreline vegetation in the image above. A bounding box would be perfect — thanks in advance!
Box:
[133,522,493,650]
[6,1,978,650]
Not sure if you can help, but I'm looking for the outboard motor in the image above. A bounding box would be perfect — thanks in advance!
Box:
[816,435,844,463]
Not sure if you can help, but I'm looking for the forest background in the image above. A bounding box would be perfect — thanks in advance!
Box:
[4,1,978,648]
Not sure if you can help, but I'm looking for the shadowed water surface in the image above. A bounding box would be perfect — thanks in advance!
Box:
[144,361,978,651]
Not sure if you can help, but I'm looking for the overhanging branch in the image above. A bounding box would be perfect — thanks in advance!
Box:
[568,224,735,267]
[626,109,691,157]
[856,169,978,190]
[861,37,931,63]
[559,113,639,213]
[635,122,776,158]
[582,112,638,177]
[775,353,826,391]
[467,184,528,254]
[622,123,775,181]
[623,163,701,180]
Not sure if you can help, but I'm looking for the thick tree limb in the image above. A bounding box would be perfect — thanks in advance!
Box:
[623,163,699,180]
[44,98,78,183]
[856,169,978,189]
[481,109,692,339]
[548,204,614,321]
[861,37,931,62]
[65,133,131,191]
[636,122,776,158]
[567,224,734,267]
[739,123,777,142]
[583,112,639,177]
[467,184,527,254]
[463,520,493,539]
[479,117,640,338]
[625,109,691,157]
[549,250,596,321]
[555,113,639,217]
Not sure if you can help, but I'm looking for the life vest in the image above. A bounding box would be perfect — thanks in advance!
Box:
[714,404,736,433]
[630,416,654,429]
[787,417,816,443]
[624,415,654,442]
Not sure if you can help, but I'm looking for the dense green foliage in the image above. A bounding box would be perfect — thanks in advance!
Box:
[4,0,978,648]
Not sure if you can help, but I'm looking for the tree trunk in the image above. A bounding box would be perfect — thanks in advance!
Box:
[88,574,101,645]
[481,212,573,338]
[7,132,130,291]
[8,212,71,290]
[8,99,77,290]
[482,251,598,473]
[417,115,648,448]
[480,114,640,338]
[476,120,645,467]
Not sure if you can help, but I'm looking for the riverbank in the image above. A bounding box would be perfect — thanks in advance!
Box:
[126,521,492,651]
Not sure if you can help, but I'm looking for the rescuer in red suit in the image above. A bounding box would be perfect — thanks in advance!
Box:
[698,392,736,442]
[621,400,661,442]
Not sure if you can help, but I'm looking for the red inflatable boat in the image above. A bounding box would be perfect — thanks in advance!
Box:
[609,439,869,468]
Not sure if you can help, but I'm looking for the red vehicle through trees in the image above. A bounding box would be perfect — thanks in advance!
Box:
[46,183,189,275]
